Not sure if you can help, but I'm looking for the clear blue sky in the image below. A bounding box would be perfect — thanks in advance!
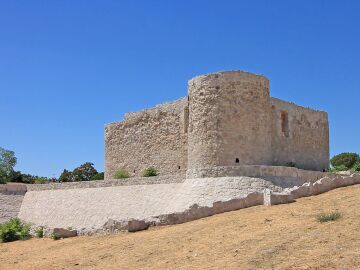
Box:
[1,1,359,177]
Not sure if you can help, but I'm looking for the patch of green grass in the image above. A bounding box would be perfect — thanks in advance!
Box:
[317,212,342,223]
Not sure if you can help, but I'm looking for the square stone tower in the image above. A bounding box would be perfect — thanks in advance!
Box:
[105,71,329,179]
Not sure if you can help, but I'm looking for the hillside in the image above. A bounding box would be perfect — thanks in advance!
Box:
[1,184,360,270]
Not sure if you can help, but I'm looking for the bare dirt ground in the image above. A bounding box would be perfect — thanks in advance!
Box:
[1,185,360,270]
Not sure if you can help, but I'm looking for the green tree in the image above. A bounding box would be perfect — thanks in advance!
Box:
[330,153,359,170]
[352,161,360,172]
[71,162,98,181]
[0,147,17,184]
[91,172,104,180]
[59,169,73,182]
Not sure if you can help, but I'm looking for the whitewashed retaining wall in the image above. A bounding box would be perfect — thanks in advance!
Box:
[264,173,360,205]
[15,172,360,234]
[18,177,282,234]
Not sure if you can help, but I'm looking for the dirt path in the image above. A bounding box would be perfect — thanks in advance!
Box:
[1,185,360,270]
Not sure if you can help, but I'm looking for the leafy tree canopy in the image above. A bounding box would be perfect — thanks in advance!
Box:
[0,147,17,183]
[330,153,359,169]
[59,163,99,182]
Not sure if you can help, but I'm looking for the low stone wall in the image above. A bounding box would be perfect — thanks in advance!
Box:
[0,184,26,224]
[2,166,327,193]
[26,174,185,191]
[186,165,326,185]
[16,172,360,234]
[264,173,360,205]
[126,172,360,230]
[18,176,282,234]
[0,194,24,224]
[0,183,27,195]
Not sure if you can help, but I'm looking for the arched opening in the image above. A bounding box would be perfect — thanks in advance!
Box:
[235,158,239,163]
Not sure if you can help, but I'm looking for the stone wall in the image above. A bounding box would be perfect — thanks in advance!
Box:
[264,173,360,205]
[0,185,25,224]
[18,173,360,234]
[18,176,283,234]
[105,98,189,179]
[186,165,326,186]
[105,70,329,178]
[0,194,24,224]
[270,98,329,171]
[26,174,185,191]
[187,71,272,170]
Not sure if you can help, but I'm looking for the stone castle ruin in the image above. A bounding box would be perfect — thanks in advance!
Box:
[105,71,329,179]
[4,70,355,236]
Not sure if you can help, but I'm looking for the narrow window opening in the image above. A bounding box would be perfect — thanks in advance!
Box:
[183,106,189,133]
[235,158,240,163]
[178,166,181,170]
[281,111,290,137]
[133,169,136,173]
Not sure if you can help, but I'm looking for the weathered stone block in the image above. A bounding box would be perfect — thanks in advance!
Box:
[263,189,294,206]
[128,219,149,232]
[53,228,77,238]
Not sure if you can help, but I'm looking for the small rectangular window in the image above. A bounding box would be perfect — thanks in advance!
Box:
[281,111,290,137]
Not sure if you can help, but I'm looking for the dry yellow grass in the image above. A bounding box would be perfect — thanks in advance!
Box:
[1,185,360,270]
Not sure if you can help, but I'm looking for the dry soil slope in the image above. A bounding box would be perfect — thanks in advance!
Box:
[1,184,360,270]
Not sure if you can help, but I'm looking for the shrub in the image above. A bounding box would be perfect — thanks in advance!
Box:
[114,169,130,179]
[35,226,44,238]
[329,165,349,173]
[5,172,50,184]
[51,232,60,240]
[91,172,104,181]
[34,178,47,184]
[0,218,31,243]
[143,167,158,177]
[317,211,342,223]
[352,161,360,172]
[330,153,359,170]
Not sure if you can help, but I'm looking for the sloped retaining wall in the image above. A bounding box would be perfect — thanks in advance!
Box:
[142,173,360,230]
[13,172,360,235]
[264,173,360,206]
[18,176,282,234]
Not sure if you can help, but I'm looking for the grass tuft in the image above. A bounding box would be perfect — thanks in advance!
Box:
[317,211,342,223]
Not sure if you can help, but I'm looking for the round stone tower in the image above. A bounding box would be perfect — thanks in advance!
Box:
[187,71,272,177]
